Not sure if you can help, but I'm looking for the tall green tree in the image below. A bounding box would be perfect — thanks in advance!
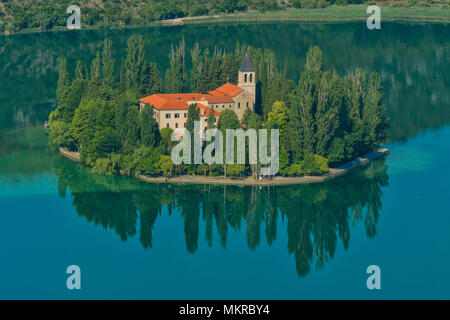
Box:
[139,105,161,148]
[140,62,161,95]
[124,35,146,93]
[218,109,241,177]
[207,110,216,129]
[165,38,186,93]
[90,51,101,82]
[362,72,389,149]
[56,58,69,104]
[268,101,290,173]
[314,72,343,156]
[288,46,323,162]
[102,38,115,87]
[186,103,200,133]
[75,60,87,80]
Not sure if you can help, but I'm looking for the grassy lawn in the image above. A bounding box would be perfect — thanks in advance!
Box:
[184,4,450,24]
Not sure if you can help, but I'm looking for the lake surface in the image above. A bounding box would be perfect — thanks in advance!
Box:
[0,22,449,299]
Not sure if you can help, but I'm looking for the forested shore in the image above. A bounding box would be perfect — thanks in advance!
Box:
[48,35,389,178]
[1,1,449,34]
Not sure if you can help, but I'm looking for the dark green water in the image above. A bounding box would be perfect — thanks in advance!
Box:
[1,22,449,299]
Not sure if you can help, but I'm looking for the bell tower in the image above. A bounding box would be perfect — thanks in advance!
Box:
[238,53,256,101]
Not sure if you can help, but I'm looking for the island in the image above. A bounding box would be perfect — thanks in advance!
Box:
[49,36,390,185]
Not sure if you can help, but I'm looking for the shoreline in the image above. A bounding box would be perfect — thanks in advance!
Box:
[2,5,449,37]
[59,147,389,186]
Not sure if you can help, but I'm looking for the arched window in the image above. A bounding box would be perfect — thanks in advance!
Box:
[250,74,253,83]
[244,73,247,82]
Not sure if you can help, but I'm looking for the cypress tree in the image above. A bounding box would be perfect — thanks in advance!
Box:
[125,35,146,93]
[190,42,202,92]
[207,110,216,129]
[74,60,87,81]
[119,58,126,91]
[56,58,69,105]
[90,51,101,82]
[102,38,115,87]
[140,105,160,148]
[140,62,161,95]
[315,72,343,156]
[165,38,186,93]
[186,103,200,133]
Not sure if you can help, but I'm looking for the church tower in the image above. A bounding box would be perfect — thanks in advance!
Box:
[238,53,256,100]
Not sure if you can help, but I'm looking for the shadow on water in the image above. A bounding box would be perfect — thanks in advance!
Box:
[52,155,389,278]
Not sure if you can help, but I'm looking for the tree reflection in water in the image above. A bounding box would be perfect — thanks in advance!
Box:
[53,157,388,278]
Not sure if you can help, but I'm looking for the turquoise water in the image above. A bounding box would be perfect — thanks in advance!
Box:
[1,22,450,299]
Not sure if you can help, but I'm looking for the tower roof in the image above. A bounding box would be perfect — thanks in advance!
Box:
[239,53,254,72]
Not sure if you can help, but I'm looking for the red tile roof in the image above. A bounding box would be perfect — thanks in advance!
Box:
[200,94,234,103]
[139,93,204,110]
[139,83,242,111]
[197,103,220,117]
[209,83,243,97]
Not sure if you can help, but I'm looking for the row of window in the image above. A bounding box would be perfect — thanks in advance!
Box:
[166,122,186,129]
[244,73,253,83]
[164,117,217,129]
[211,102,249,109]
[165,112,187,119]
[162,102,251,121]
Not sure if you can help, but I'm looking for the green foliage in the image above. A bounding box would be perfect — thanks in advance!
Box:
[3,1,446,34]
[75,60,88,80]
[56,79,88,123]
[287,164,303,176]
[90,51,101,82]
[288,46,388,168]
[102,38,115,87]
[56,58,69,104]
[190,43,241,93]
[88,128,121,160]
[49,38,388,180]
[121,35,162,95]
[48,118,72,148]
[218,109,241,131]
[165,38,186,93]
[159,127,175,155]
[132,146,161,176]
[268,101,289,135]
[293,0,330,9]
[158,155,174,175]
[226,164,246,176]
[141,62,162,95]
[92,158,115,175]
[70,98,116,163]
[139,105,161,148]
[242,109,263,129]
[186,103,200,133]
[300,153,328,175]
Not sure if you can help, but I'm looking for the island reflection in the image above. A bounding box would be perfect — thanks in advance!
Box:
[53,156,388,278]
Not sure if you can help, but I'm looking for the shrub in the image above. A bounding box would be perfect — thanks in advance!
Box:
[158,155,174,176]
[119,154,134,175]
[226,164,246,177]
[132,146,161,176]
[92,158,114,175]
[288,164,303,176]
[301,153,329,175]
[314,154,329,173]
